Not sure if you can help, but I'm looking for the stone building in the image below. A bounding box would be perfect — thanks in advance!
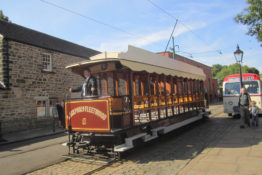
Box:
[0,20,99,133]
[158,52,218,103]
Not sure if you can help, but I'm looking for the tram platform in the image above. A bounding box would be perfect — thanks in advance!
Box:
[0,126,65,146]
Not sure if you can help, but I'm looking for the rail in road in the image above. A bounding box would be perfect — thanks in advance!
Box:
[25,102,233,175]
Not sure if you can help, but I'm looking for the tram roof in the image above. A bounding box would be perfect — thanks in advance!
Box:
[66,45,206,80]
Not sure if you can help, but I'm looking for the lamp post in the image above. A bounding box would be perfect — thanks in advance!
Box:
[234,45,244,88]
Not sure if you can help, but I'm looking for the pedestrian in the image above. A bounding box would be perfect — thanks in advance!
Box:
[250,101,259,128]
[238,88,251,128]
[69,68,98,97]
[56,101,65,128]
[204,87,209,107]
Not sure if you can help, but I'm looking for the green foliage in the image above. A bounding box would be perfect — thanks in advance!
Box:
[0,10,9,22]
[234,0,262,46]
[212,63,260,84]
[211,64,223,77]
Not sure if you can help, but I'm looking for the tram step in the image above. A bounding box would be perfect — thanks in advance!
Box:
[144,134,158,142]
[114,133,147,152]
[125,133,147,147]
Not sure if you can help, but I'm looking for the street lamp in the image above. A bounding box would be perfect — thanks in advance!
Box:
[234,45,244,88]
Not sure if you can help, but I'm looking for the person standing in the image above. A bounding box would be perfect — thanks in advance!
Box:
[56,101,65,128]
[250,101,259,128]
[238,88,251,128]
[69,68,98,97]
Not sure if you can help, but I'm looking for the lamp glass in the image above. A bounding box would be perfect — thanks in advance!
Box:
[234,45,243,63]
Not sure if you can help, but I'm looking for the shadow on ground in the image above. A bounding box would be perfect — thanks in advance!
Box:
[120,112,262,165]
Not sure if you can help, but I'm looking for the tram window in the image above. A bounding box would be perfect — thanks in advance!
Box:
[159,81,165,95]
[192,81,197,94]
[108,76,114,96]
[134,79,141,96]
[177,81,182,95]
[188,81,192,95]
[118,78,128,96]
[141,79,148,96]
[149,77,155,95]
[98,74,107,96]
[183,81,188,95]
[101,78,107,96]
[173,83,177,95]
[200,81,204,93]
[95,75,101,96]
[166,81,171,96]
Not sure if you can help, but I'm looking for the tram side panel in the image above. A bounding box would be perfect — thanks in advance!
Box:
[65,99,111,133]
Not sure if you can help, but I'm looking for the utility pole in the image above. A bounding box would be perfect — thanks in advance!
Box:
[172,36,175,60]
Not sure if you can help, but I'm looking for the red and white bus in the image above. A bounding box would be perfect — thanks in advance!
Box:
[223,73,262,116]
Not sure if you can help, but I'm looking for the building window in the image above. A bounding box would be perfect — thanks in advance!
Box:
[42,54,52,71]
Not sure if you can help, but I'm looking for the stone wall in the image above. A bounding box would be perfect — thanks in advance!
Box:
[0,35,3,84]
[0,34,9,88]
[0,40,87,133]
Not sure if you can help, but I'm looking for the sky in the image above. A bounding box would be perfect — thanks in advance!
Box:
[1,0,262,73]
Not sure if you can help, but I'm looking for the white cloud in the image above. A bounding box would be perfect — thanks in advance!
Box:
[98,21,207,52]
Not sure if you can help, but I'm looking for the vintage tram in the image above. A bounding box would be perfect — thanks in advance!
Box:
[65,45,209,158]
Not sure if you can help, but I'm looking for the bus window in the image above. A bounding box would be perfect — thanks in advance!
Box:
[224,82,240,95]
[243,81,259,94]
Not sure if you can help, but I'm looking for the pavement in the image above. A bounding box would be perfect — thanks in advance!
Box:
[178,115,262,175]
[0,126,65,146]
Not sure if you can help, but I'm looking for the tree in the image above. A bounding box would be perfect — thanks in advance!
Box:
[213,63,260,83]
[211,64,224,77]
[247,66,260,74]
[0,10,9,22]
[234,0,262,46]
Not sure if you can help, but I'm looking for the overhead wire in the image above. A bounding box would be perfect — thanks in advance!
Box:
[146,0,223,56]
[40,0,167,48]
[40,0,134,36]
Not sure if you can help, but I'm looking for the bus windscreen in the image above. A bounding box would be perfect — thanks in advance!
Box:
[224,81,259,95]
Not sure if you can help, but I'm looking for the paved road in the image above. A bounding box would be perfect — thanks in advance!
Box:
[0,134,68,175]
[27,102,237,175]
